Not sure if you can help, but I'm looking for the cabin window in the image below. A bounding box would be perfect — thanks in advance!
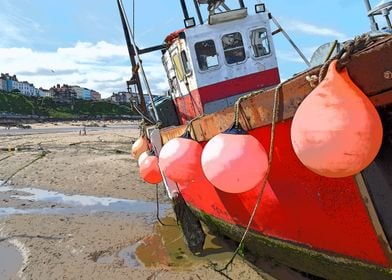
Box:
[251,28,271,57]
[180,50,191,75]
[221,32,246,64]
[195,40,219,71]
[172,53,185,81]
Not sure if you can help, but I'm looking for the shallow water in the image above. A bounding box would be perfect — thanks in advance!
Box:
[97,242,142,268]
[0,183,169,218]
[0,242,23,279]
[135,217,235,268]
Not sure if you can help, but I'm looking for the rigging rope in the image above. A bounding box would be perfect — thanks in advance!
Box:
[214,83,282,272]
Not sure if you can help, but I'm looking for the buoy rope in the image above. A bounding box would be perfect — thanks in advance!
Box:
[185,114,205,141]
[318,33,387,83]
[214,83,282,272]
[233,91,263,129]
[155,183,170,226]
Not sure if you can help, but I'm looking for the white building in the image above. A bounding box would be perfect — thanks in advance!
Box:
[11,80,37,96]
[71,85,92,100]
[0,78,5,91]
[38,88,52,98]
[71,85,84,99]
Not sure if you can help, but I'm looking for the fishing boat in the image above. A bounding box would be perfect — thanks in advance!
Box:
[119,1,392,279]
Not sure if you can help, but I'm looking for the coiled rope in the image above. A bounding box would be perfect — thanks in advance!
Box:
[318,34,387,84]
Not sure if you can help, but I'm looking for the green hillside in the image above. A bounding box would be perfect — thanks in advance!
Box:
[0,90,134,118]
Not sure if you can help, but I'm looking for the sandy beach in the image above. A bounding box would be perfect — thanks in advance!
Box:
[0,121,274,280]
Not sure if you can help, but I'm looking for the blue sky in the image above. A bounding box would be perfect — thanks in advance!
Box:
[0,0,388,98]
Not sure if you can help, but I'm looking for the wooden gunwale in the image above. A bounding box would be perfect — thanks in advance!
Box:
[160,36,392,144]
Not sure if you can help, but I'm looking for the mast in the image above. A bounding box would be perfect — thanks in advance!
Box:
[180,0,190,19]
[363,0,379,31]
[116,0,147,114]
[193,0,204,24]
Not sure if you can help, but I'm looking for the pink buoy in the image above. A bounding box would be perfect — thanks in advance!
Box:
[201,126,268,193]
[139,155,162,184]
[159,137,203,184]
[291,60,383,178]
[132,136,148,160]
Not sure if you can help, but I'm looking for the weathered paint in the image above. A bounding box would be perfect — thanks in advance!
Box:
[193,208,392,280]
[176,121,389,267]
[173,67,280,123]
[194,67,279,104]
[362,104,392,247]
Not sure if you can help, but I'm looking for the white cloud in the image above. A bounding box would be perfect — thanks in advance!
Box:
[276,46,318,64]
[284,20,346,39]
[0,41,168,98]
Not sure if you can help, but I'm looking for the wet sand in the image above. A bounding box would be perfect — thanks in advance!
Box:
[0,121,267,280]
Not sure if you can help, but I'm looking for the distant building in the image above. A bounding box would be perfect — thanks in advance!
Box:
[71,85,84,99]
[91,90,101,101]
[1,73,18,92]
[83,88,91,100]
[12,81,37,96]
[71,85,95,100]
[0,73,40,97]
[0,78,5,91]
[109,91,133,104]
[39,88,52,98]
[51,84,77,104]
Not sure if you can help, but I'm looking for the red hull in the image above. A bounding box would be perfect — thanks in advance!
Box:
[178,120,389,267]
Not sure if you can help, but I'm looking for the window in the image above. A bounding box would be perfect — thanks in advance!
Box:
[251,28,271,57]
[195,40,219,71]
[180,50,191,75]
[221,32,246,64]
[172,53,184,81]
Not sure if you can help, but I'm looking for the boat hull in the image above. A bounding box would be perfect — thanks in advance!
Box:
[173,119,392,278]
[154,35,392,278]
[190,206,392,280]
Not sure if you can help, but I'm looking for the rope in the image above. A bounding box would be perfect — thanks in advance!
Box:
[233,91,263,129]
[318,34,387,83]
[185,114,205,141]
[0,151,48,186]
[214,83,282,272]
[155,183,169,226]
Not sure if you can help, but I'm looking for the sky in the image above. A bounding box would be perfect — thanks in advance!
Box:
[0,0,388,98]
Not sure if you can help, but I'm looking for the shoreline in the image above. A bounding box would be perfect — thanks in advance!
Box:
[0,122,266,279]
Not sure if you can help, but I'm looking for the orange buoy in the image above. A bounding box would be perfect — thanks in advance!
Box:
[132,136,149,160]
[201,125,268,193]
[138,151,149,166]
[159,136,203,184]
[291,60,383,178]
[139,155,162,184]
